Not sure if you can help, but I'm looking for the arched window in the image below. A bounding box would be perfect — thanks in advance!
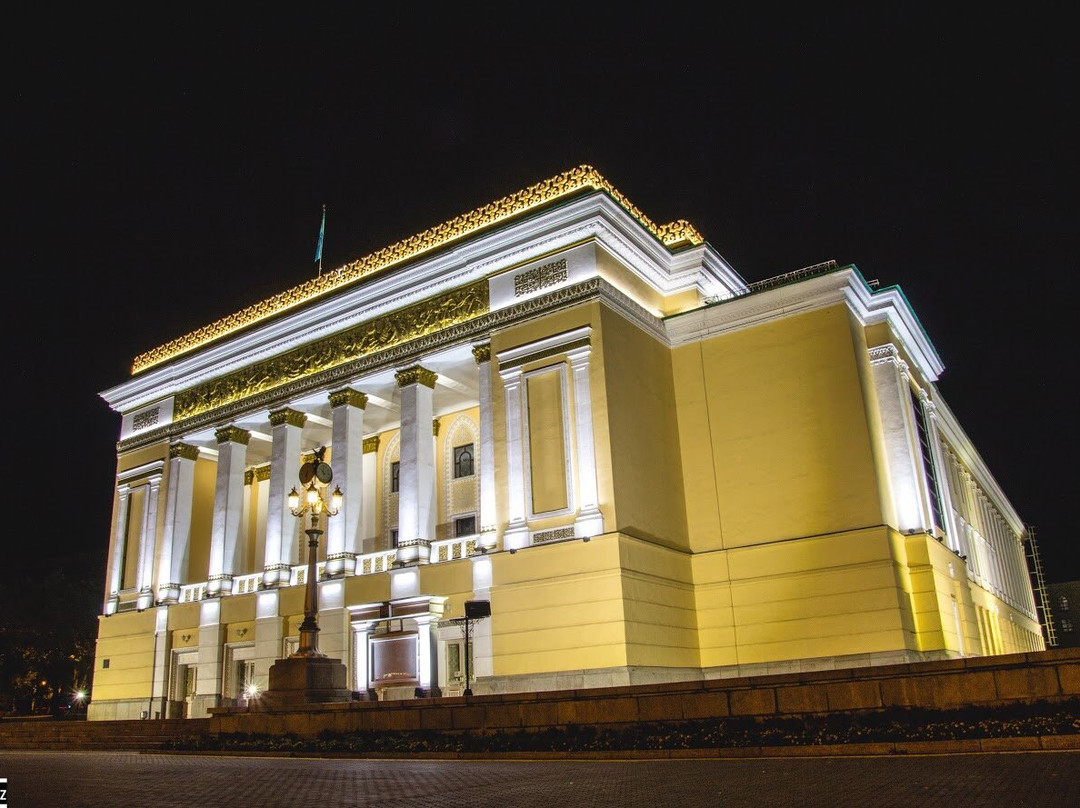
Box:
[453,443,474,478]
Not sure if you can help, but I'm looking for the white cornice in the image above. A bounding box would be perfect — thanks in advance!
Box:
[102,191,747,415]
[664,267,945,383]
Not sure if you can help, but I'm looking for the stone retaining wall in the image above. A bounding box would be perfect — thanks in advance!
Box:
[210,648,1080,738]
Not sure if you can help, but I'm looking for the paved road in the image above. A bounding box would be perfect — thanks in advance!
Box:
[0,750,1077,807]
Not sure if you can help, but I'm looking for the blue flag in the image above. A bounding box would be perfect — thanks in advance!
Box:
[315,205,326,265]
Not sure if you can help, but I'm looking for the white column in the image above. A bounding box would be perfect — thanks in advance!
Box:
[362,438,379,554]
[326,389,366,576]
[869,345,926,533]
[473,344,498,550]
[158,444,198,604]
[263,409,305,588]
[566,345,604,537]
[499,366,530,550]
[105,485,131,615]
[193,599,224,717]
[253,590,282,693]
[135,473,163,610]
[208,426,250,597]
[395,366,437,565]
[416,614,437,695]
[924,402,962,552]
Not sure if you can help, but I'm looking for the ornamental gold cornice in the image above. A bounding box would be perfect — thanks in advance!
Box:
[130,166,703,374]
[215,426,251,445]
[244,469,254,485]
[173,280,486,421]
[269,407,307,428]
[329,388,368,409]
[255,464,272,481]
[363,435,380,454]
[471,343,491,364]
[169,443,200,461]
[395,366,438,389]
[118,277,645,454]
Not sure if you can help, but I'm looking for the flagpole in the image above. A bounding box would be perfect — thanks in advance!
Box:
[315,204,326,277]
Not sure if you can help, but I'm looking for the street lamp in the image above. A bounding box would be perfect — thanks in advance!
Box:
[286,448,343,658]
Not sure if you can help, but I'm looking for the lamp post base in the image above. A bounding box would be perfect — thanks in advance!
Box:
[259,656,353,708]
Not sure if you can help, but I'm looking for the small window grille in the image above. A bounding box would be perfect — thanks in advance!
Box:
[454,515,476,537]
[391,461,400,493]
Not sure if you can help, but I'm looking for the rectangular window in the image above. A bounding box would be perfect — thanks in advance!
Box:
[910,388,944,532]
[454,515,476,537]
[453,443,474,478]
[390,529,399,548]
[391,461,400,493]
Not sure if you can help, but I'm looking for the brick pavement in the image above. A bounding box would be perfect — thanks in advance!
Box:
[0,750,1077,807]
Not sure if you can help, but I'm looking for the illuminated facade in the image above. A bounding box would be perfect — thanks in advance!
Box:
[90,167,1043,720]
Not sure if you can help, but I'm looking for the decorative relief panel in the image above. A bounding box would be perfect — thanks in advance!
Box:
[174,281,487,421]
[514,258,568,297]
[132,408,160,430]
[532,527,575,544]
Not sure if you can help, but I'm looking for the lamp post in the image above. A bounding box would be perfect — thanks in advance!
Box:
[286,454,343,658]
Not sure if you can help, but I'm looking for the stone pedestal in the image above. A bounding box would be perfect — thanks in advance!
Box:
[259,656,353,708]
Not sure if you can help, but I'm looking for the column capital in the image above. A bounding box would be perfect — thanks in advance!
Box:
[244,469,254,485]
[472,343,492,364]
[169,442,200,461]
[214,425,251,445]
[255,464,272,481]
[269,407,307,428]
[395,365,437,389]
[329,388,368,409]
[433,418,441,437]
[363,435,380,454]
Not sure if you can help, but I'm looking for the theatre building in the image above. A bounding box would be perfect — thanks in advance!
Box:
[89,167,1044,720]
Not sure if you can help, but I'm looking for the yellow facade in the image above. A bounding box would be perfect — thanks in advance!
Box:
[90,169,1044,719]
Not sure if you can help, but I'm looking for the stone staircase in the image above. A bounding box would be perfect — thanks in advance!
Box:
[0,718,210,751]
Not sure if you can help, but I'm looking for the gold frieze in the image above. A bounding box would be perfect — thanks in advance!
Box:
[174,281,487,421]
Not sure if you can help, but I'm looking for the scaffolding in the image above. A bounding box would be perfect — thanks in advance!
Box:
[1025,525,1056,647]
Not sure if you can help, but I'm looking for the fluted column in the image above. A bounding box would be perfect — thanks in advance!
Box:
[105,485,131,615]
[566,344,604,538]
[158,443,199,604]
[326,389,366,577]
[395,366,437,565]
[499,365,530,550]
[473,344,497,550]
[263,408,306,588]
[208,426,250,597]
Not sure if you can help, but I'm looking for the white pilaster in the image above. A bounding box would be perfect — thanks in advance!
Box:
[208,426,250,597]
[471,554,494,679]
[473,344,498,550]
[105,485,131,614]
[326,389,366,576]
[566,345,604,537]
[416,615,437,694]
[317,579,349,668]
[253,590,282,694]
[869,345,925,533]
[193,599,224,717]
[158,444,198,604]
[499,366,530,550]
[352,622,373,693]
[263,409,305,588]
[135,473,163,610]
[148,606,169,719]
[395,366,436,565]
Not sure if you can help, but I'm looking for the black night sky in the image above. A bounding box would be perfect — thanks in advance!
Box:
[7,7,1076,612]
